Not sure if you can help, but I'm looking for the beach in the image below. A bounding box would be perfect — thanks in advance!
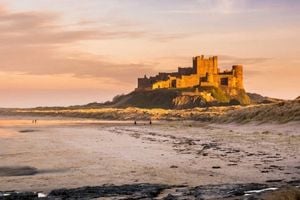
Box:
[0,116,299,199]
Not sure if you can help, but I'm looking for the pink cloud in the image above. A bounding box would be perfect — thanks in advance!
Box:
[0,5,156,83]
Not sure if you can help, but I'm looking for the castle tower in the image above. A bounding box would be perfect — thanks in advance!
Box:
[212,56,218,74]
[193,55,218,76]
[232,65,244,89]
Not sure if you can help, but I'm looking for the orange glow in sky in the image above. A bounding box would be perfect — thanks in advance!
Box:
[0,0,299,107]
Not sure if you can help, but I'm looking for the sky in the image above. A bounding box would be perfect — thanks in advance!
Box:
[0,0,299,107]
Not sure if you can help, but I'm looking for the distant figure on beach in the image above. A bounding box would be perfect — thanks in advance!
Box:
[32,119,37,124]
[134,121,137,125]
[149,120,152,125]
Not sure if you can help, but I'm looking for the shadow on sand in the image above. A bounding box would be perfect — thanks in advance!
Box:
[0,166,67,177]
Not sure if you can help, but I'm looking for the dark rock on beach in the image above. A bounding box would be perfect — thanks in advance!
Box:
[48,183,169,199]
[2,182,299,200]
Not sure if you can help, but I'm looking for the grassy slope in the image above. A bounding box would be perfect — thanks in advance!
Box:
[214,99,300,123]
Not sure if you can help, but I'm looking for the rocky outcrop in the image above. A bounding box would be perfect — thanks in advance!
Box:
[1,182,299,200]
[247,93,283,104]
[172,95,206,109]
[108,87,250,109]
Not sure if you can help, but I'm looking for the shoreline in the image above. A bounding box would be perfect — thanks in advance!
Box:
[0,116,299,199]
[0,98,299,124]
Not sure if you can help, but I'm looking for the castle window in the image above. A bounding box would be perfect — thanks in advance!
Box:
[221,78,228,86]
[171,80,176,88]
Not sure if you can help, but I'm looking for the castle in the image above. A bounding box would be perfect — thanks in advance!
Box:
[137,55,244,96]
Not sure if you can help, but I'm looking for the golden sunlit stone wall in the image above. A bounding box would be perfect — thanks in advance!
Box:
[137,55,244,94]
[152,79,171,89]
[176,74,199,88]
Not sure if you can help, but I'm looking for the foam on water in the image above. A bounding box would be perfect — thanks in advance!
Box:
[244,187,278,196]
[38,192,47,198]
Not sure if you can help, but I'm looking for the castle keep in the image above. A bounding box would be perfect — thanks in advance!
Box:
[137,55,244,96]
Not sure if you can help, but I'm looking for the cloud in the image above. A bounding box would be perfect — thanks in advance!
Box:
[0,3,202,85]
[218,55,271,66]
[0,5,159,82]
[157,0,300,15]
[157,0,251,15]
[218,55,272,78]
[149,33,194,42]
[0,5,149,47]
[0,46,155,83]
[0,4,192,46]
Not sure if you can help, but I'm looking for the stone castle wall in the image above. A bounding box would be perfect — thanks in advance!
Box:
[137,55,244,93]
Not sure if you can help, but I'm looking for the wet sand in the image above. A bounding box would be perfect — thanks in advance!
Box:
[0,116,299,197]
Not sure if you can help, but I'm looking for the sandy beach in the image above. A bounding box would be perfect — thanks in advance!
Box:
[0,116,299,199]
